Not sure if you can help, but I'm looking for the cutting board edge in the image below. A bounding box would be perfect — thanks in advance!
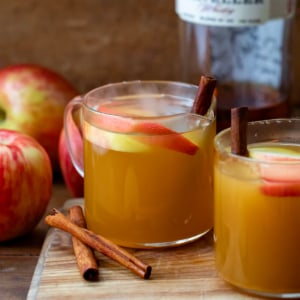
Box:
[26,198,84,300]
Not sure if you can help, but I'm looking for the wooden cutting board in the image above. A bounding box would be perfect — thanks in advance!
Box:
[26,199,262,300]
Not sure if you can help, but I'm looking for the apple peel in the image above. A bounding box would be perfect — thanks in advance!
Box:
[133,122,198,155]
[260,180,300,197]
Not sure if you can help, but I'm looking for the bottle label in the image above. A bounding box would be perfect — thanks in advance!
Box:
[208,21,285,88]
[175,0,295,26]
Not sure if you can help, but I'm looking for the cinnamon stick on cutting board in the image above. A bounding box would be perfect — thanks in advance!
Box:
[69,205,99,281]
[45,208,152,280]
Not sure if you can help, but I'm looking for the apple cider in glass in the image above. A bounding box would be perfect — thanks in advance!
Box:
[79,81,215,248]
[214,119,300,298]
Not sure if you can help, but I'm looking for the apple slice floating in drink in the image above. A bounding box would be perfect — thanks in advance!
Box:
[249,146,300,197]
[84,121,152,153]
[249,147,300,162]
[133,122,199,155]
[260,181,300,197]
[86,102,199,155]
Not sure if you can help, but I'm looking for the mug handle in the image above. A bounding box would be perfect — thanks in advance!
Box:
[64,96,84,177]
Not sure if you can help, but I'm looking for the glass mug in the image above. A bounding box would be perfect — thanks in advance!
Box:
[214,118,300,298]
[64,80,216,248]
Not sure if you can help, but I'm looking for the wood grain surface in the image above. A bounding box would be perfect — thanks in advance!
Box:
[26,199,264,300]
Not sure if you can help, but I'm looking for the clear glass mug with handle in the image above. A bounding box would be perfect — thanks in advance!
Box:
[64,80,216,248]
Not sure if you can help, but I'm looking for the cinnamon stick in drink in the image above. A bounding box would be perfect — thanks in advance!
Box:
[69,205,99,281]
[231,107,249,156]
[191,75,217,115]
[45,208,152,279]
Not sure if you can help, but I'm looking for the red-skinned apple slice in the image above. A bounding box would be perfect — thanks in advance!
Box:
[133,122,198,155]
[249,147,300,197]
[91,103,199,155]
[84,121,151,153]
[260,181,300,197]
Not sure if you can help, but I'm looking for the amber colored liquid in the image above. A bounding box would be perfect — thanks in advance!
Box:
[217,82,289,132]
[83,100,215,248]
[214,143,300,295]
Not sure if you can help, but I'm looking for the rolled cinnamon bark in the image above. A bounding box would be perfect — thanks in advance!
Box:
[69,205,99,281]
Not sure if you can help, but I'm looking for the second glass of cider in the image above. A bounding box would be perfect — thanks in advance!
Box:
[214,118,300,298]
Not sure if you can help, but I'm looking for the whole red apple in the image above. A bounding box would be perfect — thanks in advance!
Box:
[0,129,52,241]
[0,64,78,173]
[58,128,84,197]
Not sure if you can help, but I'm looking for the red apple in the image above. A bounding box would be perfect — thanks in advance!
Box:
[0,129,52,241]
[0,64,78,173]
[58,128,84,197]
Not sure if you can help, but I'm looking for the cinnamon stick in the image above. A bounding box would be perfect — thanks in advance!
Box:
[69,206,99,281]
[230,107,249,156]
[191,75,217,115]
[45,208,152,279]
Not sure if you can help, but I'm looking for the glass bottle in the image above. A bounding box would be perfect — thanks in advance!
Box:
[176,0,296,131]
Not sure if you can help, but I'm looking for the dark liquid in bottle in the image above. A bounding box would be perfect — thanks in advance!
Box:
[217,82,289,132]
